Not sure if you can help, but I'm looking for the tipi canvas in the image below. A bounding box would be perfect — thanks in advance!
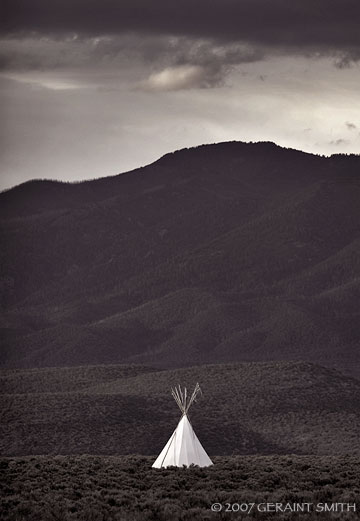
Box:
[152,383,213,468]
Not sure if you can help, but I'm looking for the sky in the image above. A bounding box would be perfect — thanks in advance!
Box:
[1,0,360,190]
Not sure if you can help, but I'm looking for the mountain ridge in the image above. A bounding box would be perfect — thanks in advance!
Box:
[0,141,359,375]
[2,140,359,215]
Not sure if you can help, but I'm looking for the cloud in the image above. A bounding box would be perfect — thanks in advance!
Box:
[138,38,264,90]
[1,1,359,95]
[346,121,357,130]
[2,1,360,54]
[334,49,360,69]
[329,138,349,146]
[0,34,143,71]
[141,64,223,91]
[1,71,85,90]
[0,33,265,90]
[0,34,263,71]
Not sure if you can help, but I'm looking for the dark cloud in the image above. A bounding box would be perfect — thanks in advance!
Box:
[345,122,357,130]
[329,138,349,146]
[2,0,360,53]
[0,34,152,71]
[334,49,360,68]
[1,0,359,93]
[0,34,262,71]
[0,34,264,90]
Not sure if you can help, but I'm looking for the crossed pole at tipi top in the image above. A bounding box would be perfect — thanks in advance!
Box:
[171,382,202,415]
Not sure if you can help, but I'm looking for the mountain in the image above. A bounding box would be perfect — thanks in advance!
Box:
[0,142,359,375]
[1,361,359,456]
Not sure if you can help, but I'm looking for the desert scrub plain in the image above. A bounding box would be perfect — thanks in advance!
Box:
[1,363,359,520]
[1,455,359,521]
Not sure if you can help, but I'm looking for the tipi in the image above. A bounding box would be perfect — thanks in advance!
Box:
[152,383,213,468]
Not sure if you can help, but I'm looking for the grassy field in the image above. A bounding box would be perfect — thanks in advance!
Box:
[1,455,359,521]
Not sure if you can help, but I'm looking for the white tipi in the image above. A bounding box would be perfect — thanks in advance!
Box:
[152,383,213,468]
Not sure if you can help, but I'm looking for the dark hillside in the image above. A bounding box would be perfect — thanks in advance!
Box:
[1,362,359,457]
[0,142,359,375]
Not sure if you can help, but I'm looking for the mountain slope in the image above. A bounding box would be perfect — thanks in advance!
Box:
[0,142,359,375]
